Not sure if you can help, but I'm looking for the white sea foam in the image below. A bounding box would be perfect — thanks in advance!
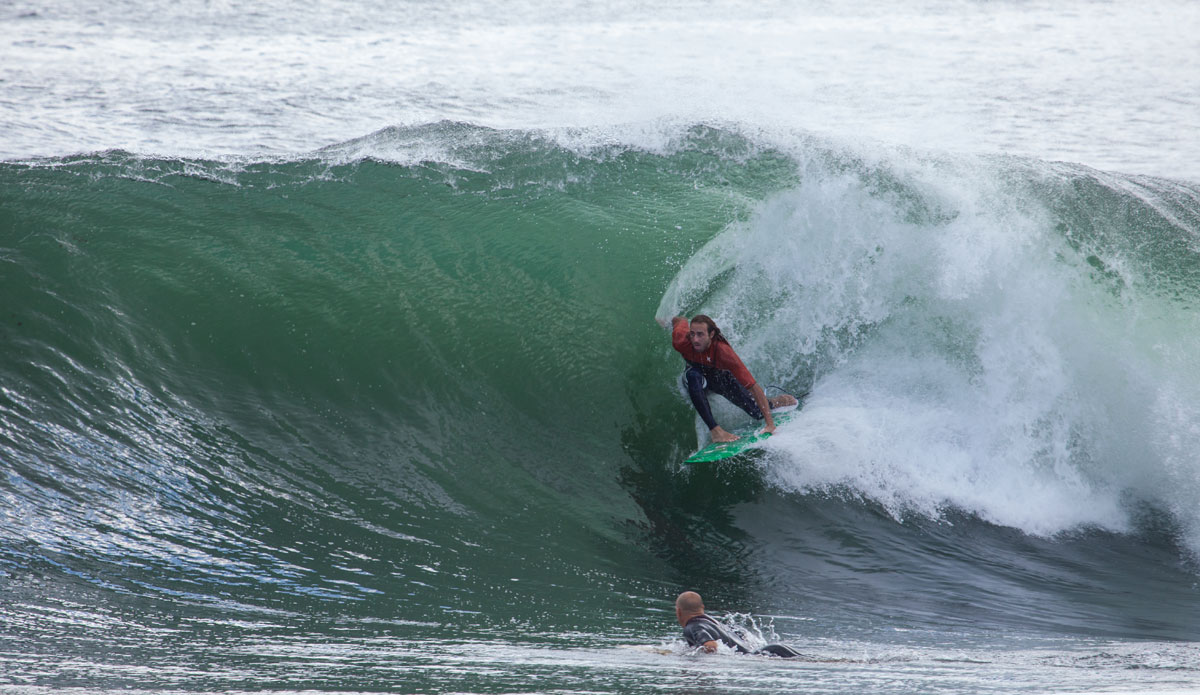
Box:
[2,0,1198,180]
[660,152,1200,552]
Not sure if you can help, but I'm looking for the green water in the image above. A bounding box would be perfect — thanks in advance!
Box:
[4,125,1200,693]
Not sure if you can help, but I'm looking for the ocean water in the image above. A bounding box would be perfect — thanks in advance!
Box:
[3,1,1200,694]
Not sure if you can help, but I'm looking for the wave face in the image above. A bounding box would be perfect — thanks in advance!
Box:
[4,124,1200,690]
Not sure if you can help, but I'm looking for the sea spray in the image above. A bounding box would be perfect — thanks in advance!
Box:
[659,152,1200,555]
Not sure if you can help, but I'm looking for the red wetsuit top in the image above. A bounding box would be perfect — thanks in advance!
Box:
[672,319,756,390]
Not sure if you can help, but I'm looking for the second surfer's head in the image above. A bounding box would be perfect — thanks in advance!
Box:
[675,591,706,626]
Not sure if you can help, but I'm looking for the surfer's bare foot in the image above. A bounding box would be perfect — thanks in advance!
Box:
[710,426,739,443]
[768,394,798,409]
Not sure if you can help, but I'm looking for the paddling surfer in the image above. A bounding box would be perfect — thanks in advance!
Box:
[675,591,801,658]
[660,315,797,443]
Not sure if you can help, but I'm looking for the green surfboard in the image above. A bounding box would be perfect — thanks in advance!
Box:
[683,410,798,464]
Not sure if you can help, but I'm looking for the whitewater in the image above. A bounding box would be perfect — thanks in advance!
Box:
[4,1,1200,694]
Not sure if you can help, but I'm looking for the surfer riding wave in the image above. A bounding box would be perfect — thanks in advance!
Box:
[659,315,797,442]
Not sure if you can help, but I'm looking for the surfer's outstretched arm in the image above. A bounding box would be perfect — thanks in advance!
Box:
[757,643,802,658]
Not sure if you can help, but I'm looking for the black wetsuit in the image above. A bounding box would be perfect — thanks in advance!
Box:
[683,363,764,431]
[682,614,801,658]
[671,320,764,431]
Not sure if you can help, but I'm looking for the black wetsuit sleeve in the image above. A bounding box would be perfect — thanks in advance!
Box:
[682,620,723,647]
[682,616,754,653]
[759,643,802,658]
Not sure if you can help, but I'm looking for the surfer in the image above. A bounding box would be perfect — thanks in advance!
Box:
[660,315,797,442]
[675,591,801,658]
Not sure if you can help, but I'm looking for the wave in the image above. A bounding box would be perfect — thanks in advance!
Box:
[3,122,1200,642]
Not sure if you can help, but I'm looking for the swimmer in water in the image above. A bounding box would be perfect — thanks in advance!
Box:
[675,591,801,658]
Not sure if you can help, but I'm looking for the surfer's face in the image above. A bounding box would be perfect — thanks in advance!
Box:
[688,323,713,352]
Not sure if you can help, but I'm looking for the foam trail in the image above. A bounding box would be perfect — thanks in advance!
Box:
[660,153,1200,550]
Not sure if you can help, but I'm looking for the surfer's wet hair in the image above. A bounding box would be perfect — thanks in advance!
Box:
[690,315,728,344]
